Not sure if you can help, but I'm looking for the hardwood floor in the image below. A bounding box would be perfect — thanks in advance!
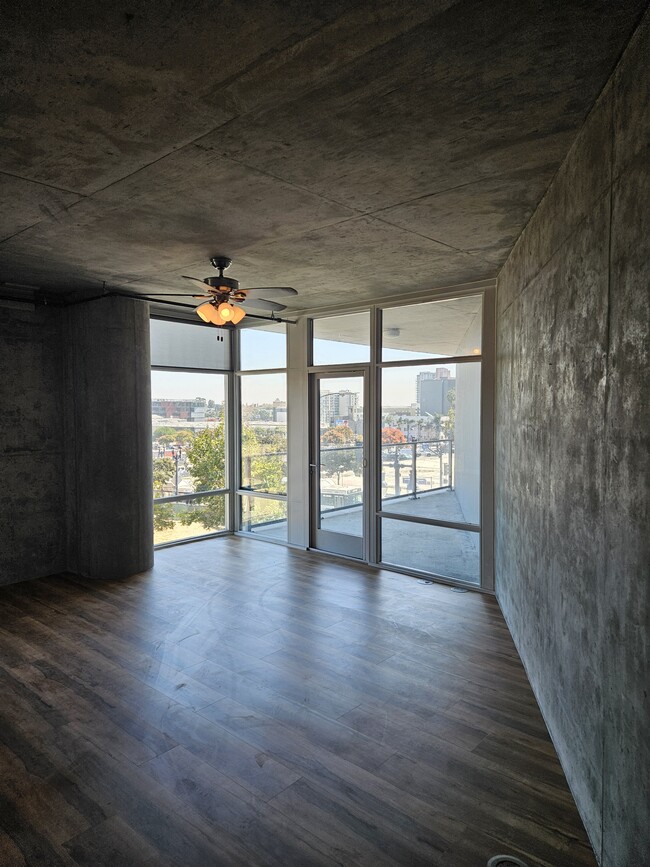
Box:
[0,537,595,866]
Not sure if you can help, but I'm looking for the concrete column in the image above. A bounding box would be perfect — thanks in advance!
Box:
[66,296,153,579]
[286,317,310,548]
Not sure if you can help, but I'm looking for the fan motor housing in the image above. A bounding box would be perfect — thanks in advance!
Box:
[204,276,239,292]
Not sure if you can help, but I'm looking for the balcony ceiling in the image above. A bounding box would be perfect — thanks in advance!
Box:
[1,1,645,314]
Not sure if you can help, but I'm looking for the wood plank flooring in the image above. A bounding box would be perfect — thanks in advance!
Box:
[0,537,595,866]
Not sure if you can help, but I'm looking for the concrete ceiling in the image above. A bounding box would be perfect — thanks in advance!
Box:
[1,1,645,315]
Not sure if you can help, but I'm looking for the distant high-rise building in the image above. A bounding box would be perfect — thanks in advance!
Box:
[416,367,452,406]
[418,370,455,416]
[320,390,359,425]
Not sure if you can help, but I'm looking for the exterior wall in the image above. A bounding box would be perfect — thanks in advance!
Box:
[495,15,649,866]
[0,302,67,584]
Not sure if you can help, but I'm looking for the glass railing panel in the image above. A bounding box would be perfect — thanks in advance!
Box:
[154,494,227,546]
[381,518,480,584]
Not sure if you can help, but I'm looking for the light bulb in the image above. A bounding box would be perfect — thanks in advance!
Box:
[217,302,234,320]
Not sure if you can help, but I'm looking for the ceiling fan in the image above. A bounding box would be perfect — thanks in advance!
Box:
[175,256,297,326]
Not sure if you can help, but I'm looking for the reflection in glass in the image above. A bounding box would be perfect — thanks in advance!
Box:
[381,518,480,584]
[240,495,288,541]
[240,374,287,494]
[154,494,227,546]
[382,294,482,361]
[313,312,370,365]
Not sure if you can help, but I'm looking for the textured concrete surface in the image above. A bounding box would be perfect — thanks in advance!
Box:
[66,297,154,580]
[0,296,153,585]
[495,14,650,866]
[0,303,67,584]
[0,1,645,308]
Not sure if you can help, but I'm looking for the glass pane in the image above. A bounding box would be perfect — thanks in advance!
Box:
[313,312,370,365]
[154,494,227,545]
[152,371,227,496]
[318,376,364,537]
[240,374,287,494]
[150,318,230,369]
[382,295,482,361]
[381,363,480,525]
[240,322,286,370]
[240,495,288,541]
[381,518,480,585]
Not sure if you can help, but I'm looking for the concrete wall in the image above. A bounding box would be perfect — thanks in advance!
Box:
[66,296,153,580]
[495,15,649,867]
[0,295,153,585]
[0,302,67,584]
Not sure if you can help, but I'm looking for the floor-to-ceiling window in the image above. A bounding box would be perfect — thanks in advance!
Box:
[237,322,288,541]
[309,287,493,589]
[150,317,231,547]
[379,295,483,585]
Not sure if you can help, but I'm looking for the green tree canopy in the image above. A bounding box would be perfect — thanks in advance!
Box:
[153,457,175,497]
[179,425,227,530]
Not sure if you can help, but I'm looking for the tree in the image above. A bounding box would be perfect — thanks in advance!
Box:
[180,423,287,532]
[442,388,456,440]
[153,457,175,532]
[321,424,356,446]
[174,429,195,446]
[320,425,361,484]
[153,457,175,496]
[381,427,407,444]
[154,426,176,439]
[179,425,227,530]
[241,427,286,493]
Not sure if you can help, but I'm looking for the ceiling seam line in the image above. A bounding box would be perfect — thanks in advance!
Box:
[368,214,495,264]
[0,170,85,197]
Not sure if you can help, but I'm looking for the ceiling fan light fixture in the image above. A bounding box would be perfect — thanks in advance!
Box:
[217,301,236,320]
[196,301,226,326]
[230,305,246,324]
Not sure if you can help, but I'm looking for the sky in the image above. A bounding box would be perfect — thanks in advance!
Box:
[151,362,459,406]
[151,304,477,404]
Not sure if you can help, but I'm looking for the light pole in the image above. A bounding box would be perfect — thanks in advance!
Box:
[171,445,182,495]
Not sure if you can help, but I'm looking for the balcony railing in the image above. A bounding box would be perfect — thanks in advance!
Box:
[381,438,454,500]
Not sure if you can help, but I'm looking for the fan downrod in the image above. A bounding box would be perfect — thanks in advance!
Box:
[210,255,232,276]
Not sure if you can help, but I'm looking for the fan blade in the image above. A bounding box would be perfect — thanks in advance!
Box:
[182,276,212,290]
[241,297,287,312]
[241,286,297,298]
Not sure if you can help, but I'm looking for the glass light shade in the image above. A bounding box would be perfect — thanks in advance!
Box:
[196,302,226,326]
[195,302,213,322]
[230,305,246,324]
[217,302,235,321]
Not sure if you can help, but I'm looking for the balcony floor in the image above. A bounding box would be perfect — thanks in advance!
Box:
[256,489,480,585]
